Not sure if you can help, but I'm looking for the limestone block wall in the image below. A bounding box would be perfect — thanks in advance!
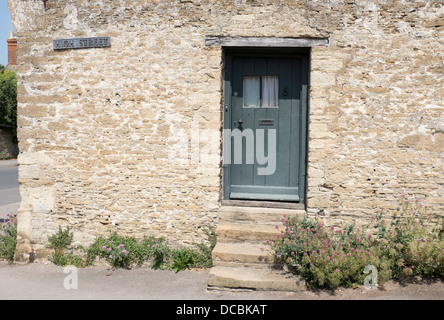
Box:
[8,0,443,262]
[305,0,444,225]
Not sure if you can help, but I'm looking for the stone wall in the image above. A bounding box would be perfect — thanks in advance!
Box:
[8,0,443,262]
[305,0,444,225]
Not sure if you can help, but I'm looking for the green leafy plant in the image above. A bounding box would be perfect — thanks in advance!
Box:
[100,241,131,269]
[170,248,195,273]
[191,226,217,269]
[0,213,17,263]
[267,215,393,288]
[0,151,14,160]
[267,196,443,288]
[50,249,86,267]
[371,195,444,278]
[141,236,170,269]
[0,66,17,142]
[47,224,217,271]
[48,226,74,250]
[46,226,87,267]
[87,232,138,269]
[86,232,170,269]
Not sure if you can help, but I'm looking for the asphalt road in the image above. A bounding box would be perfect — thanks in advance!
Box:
[0,159,20,220]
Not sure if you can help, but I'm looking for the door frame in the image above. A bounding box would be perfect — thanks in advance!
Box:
[222,47,310,204]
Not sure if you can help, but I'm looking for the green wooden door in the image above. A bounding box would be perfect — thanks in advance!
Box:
[223,52,309,203]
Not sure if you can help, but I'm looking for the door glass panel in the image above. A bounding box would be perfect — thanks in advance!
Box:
[262,76,279,108]
[243,76,260,108]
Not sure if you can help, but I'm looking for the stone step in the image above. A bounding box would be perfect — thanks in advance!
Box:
[219,205,305,224]
[212,242,274,265]
[207,266,306,291]
[208,205,307,292]
[216,222,279,242]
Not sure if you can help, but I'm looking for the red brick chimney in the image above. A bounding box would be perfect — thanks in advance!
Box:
[7,30,17,66]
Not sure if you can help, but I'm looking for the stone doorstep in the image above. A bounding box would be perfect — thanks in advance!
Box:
[219,205,306,224]
[208,205,307,291]
[207,266,306,292]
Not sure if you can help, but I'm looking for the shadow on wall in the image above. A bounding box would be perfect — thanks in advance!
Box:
[0,129,18,159]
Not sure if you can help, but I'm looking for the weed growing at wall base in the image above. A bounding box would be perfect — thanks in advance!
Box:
[42,226,217,272]
[85,232,167,269]
[267,215,393,288]
[267,196,443,289]
[47,226,86,268]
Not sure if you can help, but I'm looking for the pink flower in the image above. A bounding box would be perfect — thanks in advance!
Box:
[109,255,112,259]
[101,246,107,251]
[335,268,340,272]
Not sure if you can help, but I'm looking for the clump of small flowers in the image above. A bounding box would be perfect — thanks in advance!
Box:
[268,215,393,288]
[372,194,444,278]
[267,195,443,289]
[0,213,18,263]
[0,213,17,230]
[101,241,131,269]
[142,236,170,269]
